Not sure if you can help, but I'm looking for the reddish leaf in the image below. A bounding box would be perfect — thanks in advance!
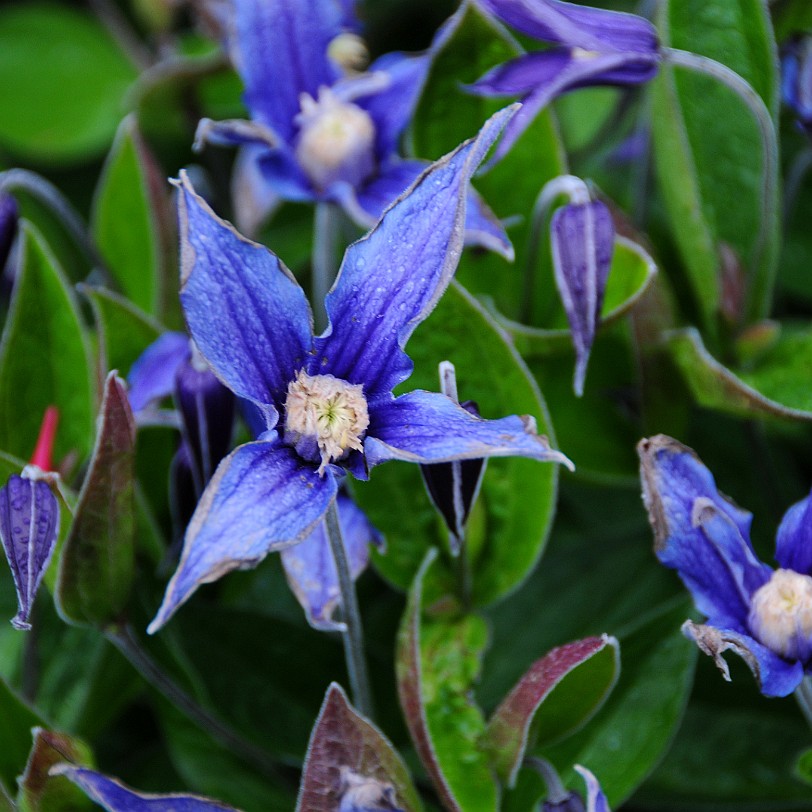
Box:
[296,683,422,812]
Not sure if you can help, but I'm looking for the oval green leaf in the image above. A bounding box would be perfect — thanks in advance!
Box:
[0,3,137,163]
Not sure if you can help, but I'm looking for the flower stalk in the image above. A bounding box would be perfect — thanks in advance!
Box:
[313,202,342,332]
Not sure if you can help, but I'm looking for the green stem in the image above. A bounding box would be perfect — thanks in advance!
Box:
[661,47,778,321]
[106,624,284,780]
[313,203,342,332]
[795,676,812,733]
[324,498,374,719]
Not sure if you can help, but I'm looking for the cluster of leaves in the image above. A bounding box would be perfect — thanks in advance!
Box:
[2,0,812,810]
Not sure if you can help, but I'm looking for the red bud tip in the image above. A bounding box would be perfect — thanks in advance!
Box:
[29,406,59,471]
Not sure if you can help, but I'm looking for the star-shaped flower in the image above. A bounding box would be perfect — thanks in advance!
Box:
[640,434,812,697]
[195,0,512,257]
[467,0,660,165]
[148,109,571,632]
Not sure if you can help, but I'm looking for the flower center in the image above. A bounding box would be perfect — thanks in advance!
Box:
[294,88,376,191]
[284,370,369,475]
[327,32,369,75]
[749,568,812,660]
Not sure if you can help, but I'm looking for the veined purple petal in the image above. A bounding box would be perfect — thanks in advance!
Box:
[281,493,383,631]
[229,0,343,141]
[0,472,59,630]
[550,200,614,396]
[471,49,654,166]
[639,436,771,628]
[573,766,609,812]
[176,172,313,416]
[52,765,240,811]
[314,106,516,400]
[682,620,805,698]
[775,488,812,574]
[127,332,189,413]
[474,0,659,55]
[364,390,572,470]
[194,117,280,152]
[148,439,337,633]
[174,356,236,492]
[466,187,514,260]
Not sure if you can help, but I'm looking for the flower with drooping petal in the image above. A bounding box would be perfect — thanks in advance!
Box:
[468,0,660,164]
[148,108,572,633]
[194,0,512,257]
[540,765,609,812]
[52,765,240,812]
[639,434,812,698]
[0,407,60,630]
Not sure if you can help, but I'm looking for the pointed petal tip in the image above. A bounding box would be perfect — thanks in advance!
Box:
[11,615,31,631]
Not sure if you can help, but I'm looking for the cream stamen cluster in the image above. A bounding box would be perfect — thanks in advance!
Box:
[749,568,812,660]
[284,371,370,474]
[294,88,376,190]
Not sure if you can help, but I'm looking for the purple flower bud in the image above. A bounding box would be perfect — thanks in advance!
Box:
[543,793,586,812]
[550,199,614,396]
[781,34,812,138]
[0,470,60,629]
[0,194,20,304]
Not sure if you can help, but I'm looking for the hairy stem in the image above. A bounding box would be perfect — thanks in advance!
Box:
[325,498,374,719]
[106,624,283,780]
[661,47,778,321]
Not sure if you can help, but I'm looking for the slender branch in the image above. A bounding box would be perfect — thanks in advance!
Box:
[783,147,812,221]
[0,169,110,280]
[661,47,779,320]
[795,676,812,733]
[313,203,342,333]
[105,624,284,780]
[87,0,153,71]
[324,498,374,719]
[525,756,571,804]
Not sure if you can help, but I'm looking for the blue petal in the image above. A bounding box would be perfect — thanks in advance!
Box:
[356,51,432,160]
[775,489,812,574]
[52,766,240,811]
[127,332,189,413]
[229,0,343,141]
[574,766,610,812]
[230,147,283,237]
[176,172,313,416]
[682,620,805,698]
[364,390,573,470]
[470,49,654,166]
[639,436,771,628]
[148,439,337,633]
[476,0,659,55]
[0,472,59,630]
[550,200,614,396]
[466,186,514,260]
[313,106,516,401]
[280,492,383,631]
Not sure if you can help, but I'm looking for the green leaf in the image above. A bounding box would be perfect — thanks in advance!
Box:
[296,683,422,812]
[397,551,498,812]
[91,117,169,316]
[17,728,94,812]
[56,373,136,626]
[0,676,43,790]
[0,3,137,162]
[357,282,561,608]
[0,222,95,468]
[82,285,163,378]
[651,0,779,325]
[668,326,812,421]
[411,2,567,320]
[540,600,696,807]
[485,636,620,787]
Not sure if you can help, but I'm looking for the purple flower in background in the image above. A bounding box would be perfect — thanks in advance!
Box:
[781,34,812,138]
[194,0,512,257]
[549,186,614,397]
[468,0,660,164]
[640,434,812,698]
[52,765,239,811]
[148,109,572,633]
[0,407,60,630]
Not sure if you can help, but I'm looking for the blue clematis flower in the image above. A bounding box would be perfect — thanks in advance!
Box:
[639,434,812,698]
[148,109,572,633]
[194,0,512,257]
[781,34,812,138]
[467,0,661,165]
